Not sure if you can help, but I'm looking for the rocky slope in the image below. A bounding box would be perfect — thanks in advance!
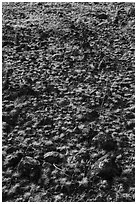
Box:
[2,2,135,202]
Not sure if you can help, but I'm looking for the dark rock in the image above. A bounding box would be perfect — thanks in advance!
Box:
[2,113,10,123]
[88,129,98,139]
[2,189,8,202]
[45,84,56,94]
[3,78,10,90]
[20,56,27,62]
[3,108,21,126]
[2,121,11,133]
[37,2,43,6]
[20,12,26,18]
[24,77,33,85]
[16,46,22,52]
[126,112,134,119]
[6,92,19,101]
[44,141,56,151]
[18,84,38,97]
[113,16,119,25]
[79,129,98,143]
[97,13,108,20]
[88,152,122,181]
[39,31,49,41]
[78,110,99,122]
[7,68,13,77]
[6,146,17,154]
[40,40,48,47]
[4,152,23,168]
[44,151,64,164]
[10,109,18,117]
[38,117,53,126]
[126,120,135,130]
[127,7,135,17]
[18,156,41,181]
[5,104,14,111]
[120,82,131,88]
[2,41,14,47]
[99,138,118,152]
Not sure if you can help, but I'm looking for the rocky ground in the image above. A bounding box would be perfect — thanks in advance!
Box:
[2,2,135,202]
